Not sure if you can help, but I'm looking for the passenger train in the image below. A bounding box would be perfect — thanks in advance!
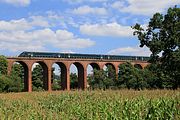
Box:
[18,51,149,61]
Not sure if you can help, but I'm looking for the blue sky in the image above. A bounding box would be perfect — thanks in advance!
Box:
[0,0,179,56]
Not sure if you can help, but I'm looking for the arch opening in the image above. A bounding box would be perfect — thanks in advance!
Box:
[103,63,116,88]
[31,61,48,91]
[11,61,28,92]
[87,63,100,88]
[103,63,116,71]
[51,62,67,90]
[134,64,143,69]
[70,62,85,89]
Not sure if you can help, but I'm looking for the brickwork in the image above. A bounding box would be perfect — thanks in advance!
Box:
[7,57,149,92]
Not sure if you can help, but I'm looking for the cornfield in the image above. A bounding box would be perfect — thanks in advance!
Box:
[0,90,179,120]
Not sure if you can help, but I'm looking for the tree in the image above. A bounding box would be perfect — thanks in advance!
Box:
[118,62,147,90]
[0,55,8,75]
[70,73,78,89]
[132,6,180,89]
[32,65,44,91]
[0,56,24,92]
[51,67,61,90]
[88,66,116,90]
[10,64,24,91]
[0,75,11,92]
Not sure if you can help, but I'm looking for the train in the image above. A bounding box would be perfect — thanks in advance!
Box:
[18,51,149,61]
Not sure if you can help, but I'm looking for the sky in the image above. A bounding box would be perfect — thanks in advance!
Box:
[0,0,179,57]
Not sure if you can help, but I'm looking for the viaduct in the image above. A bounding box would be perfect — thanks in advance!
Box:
[7,52,149,92]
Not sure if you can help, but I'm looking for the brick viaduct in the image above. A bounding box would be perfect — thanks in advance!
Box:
[7,57,149,92]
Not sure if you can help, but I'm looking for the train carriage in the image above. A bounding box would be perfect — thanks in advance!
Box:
[18,51,149,61]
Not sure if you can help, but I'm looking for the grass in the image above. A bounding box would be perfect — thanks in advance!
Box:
[0,90,180,120]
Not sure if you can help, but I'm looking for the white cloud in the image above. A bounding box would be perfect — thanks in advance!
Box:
[73,5,107,15]
[0,27,95,52]
[29,16,50,28]
[54,30,95,48]
[80,22,133,37]
[0,18,31,31]
[111,1,126,9]
[108,46,151,56]
[0,17,50,31]
[112,0,180,16]
[64,0,107,4]
[0,0,31,7]
[60,50,75,53]
[0,15,96,53]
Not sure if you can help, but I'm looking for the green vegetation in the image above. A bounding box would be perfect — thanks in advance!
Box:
[0,90,179,119]
[132,6,180,89]
[88,65,116,90]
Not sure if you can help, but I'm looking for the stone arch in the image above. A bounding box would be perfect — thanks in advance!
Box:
[31,61,49,91]
[70,62,85,89]
[52,62,67,90]
[103,62,117,81]
[89,63,100,70]
[12,61,29,91]
[104,63,116,70]
[86,63,100,88]
[134,64,143,69]
[87,62,100,75]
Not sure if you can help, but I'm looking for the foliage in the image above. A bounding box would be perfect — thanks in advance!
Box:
[70,73,78,89]
[0,74,22,92]
[11,63,24,81]
[0,90,179,119]
[88,65,116,89]
[0,55,8,75]
[32,65,44,91]
[51,67,61,90]
[132,6,180,89]
[52,79,61,90]
[0,75,11,92]
[0,61,24,92]
[144,64,173,89]
[118,62,147,90]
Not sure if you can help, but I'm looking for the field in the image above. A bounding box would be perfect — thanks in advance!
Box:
[0,90,180,120]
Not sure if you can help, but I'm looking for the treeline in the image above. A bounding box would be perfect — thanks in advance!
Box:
[88,62,179,90]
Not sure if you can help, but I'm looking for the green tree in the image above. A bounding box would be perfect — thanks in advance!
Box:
[132,6,180,89]
[32,65,44,91]
[11,64,24,81]
[0,73,22,93]
[88,66,116,90]
[51,67,61,90]
[0,75,11,92]
[70,73,78,89]
[0,55,8,75]
[144,64,173,89]
[10,64,24,91]
[118,62,147,90]
[104,65,116,89]
[0,56,24,92]
[88,69,106,89]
